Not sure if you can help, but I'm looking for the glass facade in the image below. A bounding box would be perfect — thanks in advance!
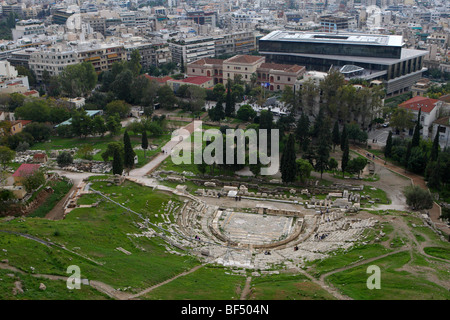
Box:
[259,40,402,59]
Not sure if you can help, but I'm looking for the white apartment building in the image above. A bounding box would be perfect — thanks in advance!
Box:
[12,20,45,41]
[169,36,215,65]
[29,47,79,81]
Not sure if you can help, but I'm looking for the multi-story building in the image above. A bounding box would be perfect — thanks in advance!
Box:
[0,60,30,95]
[187,55,304,90]
[119,12,136,27]
[256,62,305,91]
[214,31,257,57]
[169,36,216,66]
[29,47,78,81]
[77,43,127,73]
[29,42,126,81]
[1,4,23,18]
[399,96,440,138]
[259,30,429,96]
[52,9,76,25]
[186,57,224,84]
[222,55,265,85]
[12,20,45,41]
[319,15,357,32]
[186,11,217,26]
[83,15,107,35]
[125,41,171,69]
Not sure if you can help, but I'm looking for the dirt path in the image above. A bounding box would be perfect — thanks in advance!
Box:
[44,183,77,220]
[240,276,252,300]
[351,146,449,237]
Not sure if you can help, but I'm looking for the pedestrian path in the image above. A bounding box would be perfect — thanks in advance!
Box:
[351,145,449,237]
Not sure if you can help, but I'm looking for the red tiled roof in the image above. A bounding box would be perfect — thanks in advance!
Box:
[259,63,305,73]
[12,164,41,177]
[224,55,264,64]
[399,96,439,113]
[170,76,213,85]
[439,94,450,103]
[433,116,450,126]
[23,90,38,96]
[33,153,47,159]
[18,120,31,126]
[189,58,224,66]
[143,74,173,84]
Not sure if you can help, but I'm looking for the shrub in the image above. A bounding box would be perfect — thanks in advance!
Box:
[403,185,433,210]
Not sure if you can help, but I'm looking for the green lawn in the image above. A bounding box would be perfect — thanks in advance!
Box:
[305,243,392,278]
[249,273,336,300]
[0,181,200,292]
[0,269,110,300]
[423,247,450,260]
[31,131,171,168]
[326,251,450,300]
[142,266,246,300]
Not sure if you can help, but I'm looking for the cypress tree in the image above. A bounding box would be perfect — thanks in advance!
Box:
[404,141,412,170]
[112,147,123,175]
[316,137,330,179]
[340,124,348,152]
[332,120,340,151]
[141,129,148,159]
[341,135,349,177]
[430,127,440,161]
[295,112,310,147]
[411,109,421,148]
[280,134,297,183]
[428,157,441,189]
[123,130,135,169]
[225,80,235,117]
[384,131,393,158]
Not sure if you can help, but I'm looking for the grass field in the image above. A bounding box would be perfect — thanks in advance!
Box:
[0,181,200,293]
[248,273,336,300]
[326,251,450,300]
[0,269,110,300]
[423,247,450,260]
[31,131,171,168]
[142,266,246,300]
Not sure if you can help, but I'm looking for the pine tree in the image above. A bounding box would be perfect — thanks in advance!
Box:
[430,127,440,161]
[112,147,123,175]
[141,130,148,159]
[332,120,340,151]
[384,131,393,158]
[123,130,135,169]
[280,134,297,183]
